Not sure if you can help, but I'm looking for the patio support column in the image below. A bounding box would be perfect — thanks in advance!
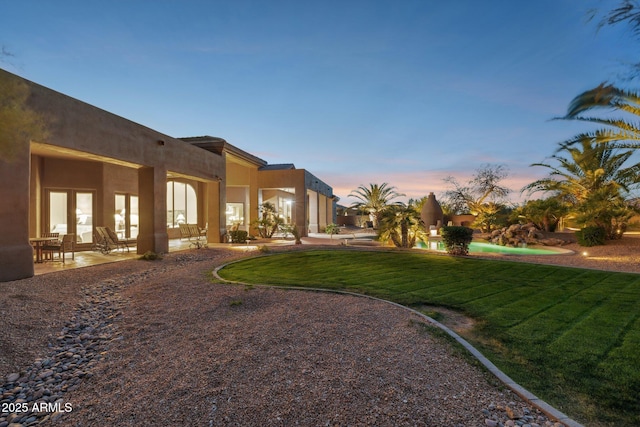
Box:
[308,190,319,233]
[319,194,328,230]
[291,182,304,237]
[206,179,222,243]
[137,166,168,254]
[0,144,34,281]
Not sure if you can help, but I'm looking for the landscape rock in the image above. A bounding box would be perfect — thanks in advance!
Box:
[490,224,568,248]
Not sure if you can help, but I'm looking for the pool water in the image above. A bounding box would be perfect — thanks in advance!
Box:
[416,240,571,255]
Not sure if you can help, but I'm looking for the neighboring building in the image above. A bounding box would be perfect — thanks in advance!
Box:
[0,70,335,282]
[184,136,337,237]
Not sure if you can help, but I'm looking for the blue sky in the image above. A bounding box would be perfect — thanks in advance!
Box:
[1,0,635,205]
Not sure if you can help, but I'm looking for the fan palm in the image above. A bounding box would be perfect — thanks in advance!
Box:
[349,183,405,228]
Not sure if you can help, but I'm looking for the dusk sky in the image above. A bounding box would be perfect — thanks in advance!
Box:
[1,0,635,205]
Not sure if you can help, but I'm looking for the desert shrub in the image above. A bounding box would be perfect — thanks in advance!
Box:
[440,226,474,255]
[576,226,606,247]
[139,250,162,261]
[325,223,340,238]
[229,229,248,243]
[251,202,284,238]
[291,224,302,244]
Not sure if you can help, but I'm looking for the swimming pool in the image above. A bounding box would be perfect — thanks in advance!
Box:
[416,240,573,255]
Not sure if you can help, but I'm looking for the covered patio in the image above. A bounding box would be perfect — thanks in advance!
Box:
[1,70,226,282]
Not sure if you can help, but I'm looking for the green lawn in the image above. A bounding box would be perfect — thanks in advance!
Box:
[217,249,640,427]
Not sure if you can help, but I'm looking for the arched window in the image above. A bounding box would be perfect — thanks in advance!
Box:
[167,181,197,228]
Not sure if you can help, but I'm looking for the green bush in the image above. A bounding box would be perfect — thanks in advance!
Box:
[229,229,248,243]
[325,223,340,238]
[139,250,162,261]
[576,226,606,247]
[258,245,271,253]
[440,226,474,255]
[291,224,302,244]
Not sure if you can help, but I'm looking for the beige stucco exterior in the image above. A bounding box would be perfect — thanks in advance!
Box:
[1,70,336,282]
[1,70,225,282]
[184,137,337,237]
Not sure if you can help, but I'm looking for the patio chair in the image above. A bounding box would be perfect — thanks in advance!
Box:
[94,226,134,253]
[104,226,136,252]
[94,226,124,254]
[42,233,75,263]
[92,228,110,254]
[199,223,208,239]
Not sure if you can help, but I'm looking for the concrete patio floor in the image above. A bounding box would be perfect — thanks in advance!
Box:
[32,227,380,276]
[33,238,196,276]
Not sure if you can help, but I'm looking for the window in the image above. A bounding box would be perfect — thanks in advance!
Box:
[115,193,139,238]
[167,181,197,228]
[226,203,244,227]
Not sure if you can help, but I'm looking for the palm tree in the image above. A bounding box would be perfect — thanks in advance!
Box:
[558,84,640,150]
[523,139,640,238]
[349,183,405,228]
[514,198,570,232]
[378,204,424,248]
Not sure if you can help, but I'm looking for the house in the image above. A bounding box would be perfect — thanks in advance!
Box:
[183,136,337,237]
[0,69,335,282]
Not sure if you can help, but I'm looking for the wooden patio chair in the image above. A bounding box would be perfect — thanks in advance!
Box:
[42,233,75,263]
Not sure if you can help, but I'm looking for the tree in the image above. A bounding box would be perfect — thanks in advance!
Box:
[513,198,570,232]
[251,202,284,238]
[378,204,424,248]
[523,140,640,238]
[349,183,405,228]
[557,84,640,151]
[442,164,511,232]
[0,71,49,162]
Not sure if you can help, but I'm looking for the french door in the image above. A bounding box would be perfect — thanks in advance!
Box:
[46,190,95,244]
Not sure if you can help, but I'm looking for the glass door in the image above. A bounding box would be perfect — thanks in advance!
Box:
[48,191,68,235]
[75,192,94,244]
[115,193,139,239]
[46,190,95,244]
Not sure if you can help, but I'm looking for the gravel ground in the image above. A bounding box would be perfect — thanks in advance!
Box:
[2,236,638,426]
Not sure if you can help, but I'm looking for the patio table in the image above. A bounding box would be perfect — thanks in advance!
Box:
[29,237,58,263]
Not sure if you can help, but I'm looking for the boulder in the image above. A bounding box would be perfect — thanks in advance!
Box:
[490,224,569,247]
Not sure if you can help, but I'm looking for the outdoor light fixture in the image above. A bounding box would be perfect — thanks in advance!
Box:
[582,251,589,257]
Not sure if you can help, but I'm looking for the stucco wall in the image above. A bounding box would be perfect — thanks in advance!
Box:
[25,76,223,180]
[1,70,226,281]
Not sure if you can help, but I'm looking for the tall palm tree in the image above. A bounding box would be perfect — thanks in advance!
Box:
[558,84,640,150]
[349,183,405,228]
[523,139,640,237]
